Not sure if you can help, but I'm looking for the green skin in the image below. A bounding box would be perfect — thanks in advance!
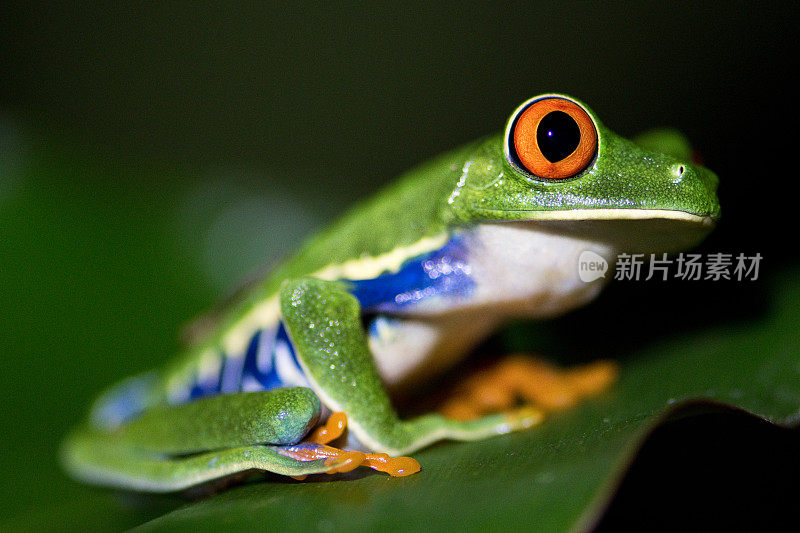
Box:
[61,94,720,492]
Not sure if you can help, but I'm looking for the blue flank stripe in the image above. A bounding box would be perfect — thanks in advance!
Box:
[90,371,158,429]
[347,234,473,312]
[186,321,308,402]
[240,329,273,390]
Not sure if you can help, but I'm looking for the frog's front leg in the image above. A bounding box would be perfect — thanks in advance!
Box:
[279,277,543,456]
[61,388,358,492]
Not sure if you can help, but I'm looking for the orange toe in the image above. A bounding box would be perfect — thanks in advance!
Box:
[305,412,348,445]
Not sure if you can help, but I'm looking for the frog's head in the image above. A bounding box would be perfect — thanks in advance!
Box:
[447,94,720,253]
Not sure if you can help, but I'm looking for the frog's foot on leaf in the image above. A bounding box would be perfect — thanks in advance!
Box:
[439,355,618,420]
[279,442,421,478]
[287,412,421,479]
[288,411,348,479]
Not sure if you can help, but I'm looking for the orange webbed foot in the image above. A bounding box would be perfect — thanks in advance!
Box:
[286,412,421,479]
[439,355,618,420]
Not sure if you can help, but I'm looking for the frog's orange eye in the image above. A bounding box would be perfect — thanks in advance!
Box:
[508,97,598,180]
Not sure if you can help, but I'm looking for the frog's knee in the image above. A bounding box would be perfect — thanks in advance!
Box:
[258,387,324,445]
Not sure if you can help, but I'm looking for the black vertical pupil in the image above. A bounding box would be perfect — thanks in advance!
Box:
[536,111,581,163]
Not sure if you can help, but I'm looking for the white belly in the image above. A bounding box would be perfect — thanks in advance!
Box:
[466,221,615,317]
[369,221,618,390]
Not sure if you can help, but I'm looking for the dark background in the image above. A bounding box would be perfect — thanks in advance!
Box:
[0,2,796,529]
[1,3,793,259]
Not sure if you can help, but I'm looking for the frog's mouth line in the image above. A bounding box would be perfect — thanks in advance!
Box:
[485,208,717,227]
[480,208,717,254]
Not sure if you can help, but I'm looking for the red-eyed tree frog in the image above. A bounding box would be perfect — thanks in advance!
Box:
[62,94,720,492]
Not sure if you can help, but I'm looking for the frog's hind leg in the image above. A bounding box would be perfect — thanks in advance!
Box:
[61,388,357,492]
[62,429,357,493]
[280,277,544,457]
[438,355,618,420]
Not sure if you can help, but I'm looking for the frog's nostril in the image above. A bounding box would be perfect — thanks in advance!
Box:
[670,163,686,183]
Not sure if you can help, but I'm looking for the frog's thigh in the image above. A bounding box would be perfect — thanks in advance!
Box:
[62,429,354,492]
[115,387,323,454]
[61,388,341,492]
[279,277,544,456]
